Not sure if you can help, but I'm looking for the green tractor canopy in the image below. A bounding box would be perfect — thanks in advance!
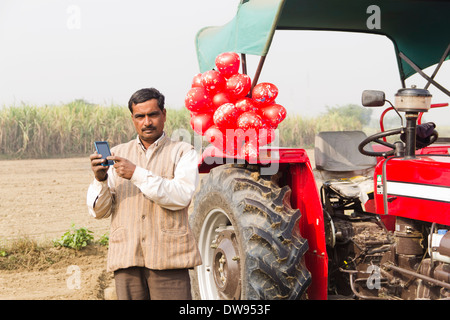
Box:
[196,0,449,93]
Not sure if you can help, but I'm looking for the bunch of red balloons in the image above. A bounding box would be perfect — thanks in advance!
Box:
[185,52,287,159]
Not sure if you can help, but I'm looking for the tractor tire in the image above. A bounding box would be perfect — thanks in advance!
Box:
[190,164,311,300]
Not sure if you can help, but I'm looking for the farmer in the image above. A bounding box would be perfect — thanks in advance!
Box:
[86,87,202,300]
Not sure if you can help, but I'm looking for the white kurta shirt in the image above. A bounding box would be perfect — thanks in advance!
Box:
[86,134,199,218]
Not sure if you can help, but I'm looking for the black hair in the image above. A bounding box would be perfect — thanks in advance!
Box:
[128,88,165,113]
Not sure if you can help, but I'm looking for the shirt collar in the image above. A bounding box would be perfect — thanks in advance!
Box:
[136,132,165,151]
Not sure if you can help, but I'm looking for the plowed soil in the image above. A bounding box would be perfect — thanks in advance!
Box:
[0,157,112,300]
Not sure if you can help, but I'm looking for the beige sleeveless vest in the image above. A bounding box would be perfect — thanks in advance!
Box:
[107,136,202,272]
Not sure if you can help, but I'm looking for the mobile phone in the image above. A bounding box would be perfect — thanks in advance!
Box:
[94,141,114,166]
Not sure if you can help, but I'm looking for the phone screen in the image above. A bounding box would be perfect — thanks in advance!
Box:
[94,141,114,166]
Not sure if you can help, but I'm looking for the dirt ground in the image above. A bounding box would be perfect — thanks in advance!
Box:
[0,157,112,300]
[0,151,317,300]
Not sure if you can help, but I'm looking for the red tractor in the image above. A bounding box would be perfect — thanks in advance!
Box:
[189,0,450,300]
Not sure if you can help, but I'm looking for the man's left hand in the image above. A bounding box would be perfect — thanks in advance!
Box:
[108,155,136,180]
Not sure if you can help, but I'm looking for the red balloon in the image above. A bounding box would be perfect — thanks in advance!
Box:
[259,103,287,127]
[223,128,245,156]
[213,103,240,129]
[190,113,214,135]
[215,52,240,78]
[235,97,256,113]
[201,70,226,94]
[185,87,212,113]
[226,73,251,100]
[191,73,203,88]
[252,82,278,106]
[204,125,224,149]
[212,92,232,109]
[237,111,263,131]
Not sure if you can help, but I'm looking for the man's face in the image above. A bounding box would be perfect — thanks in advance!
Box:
[131,99,166,148]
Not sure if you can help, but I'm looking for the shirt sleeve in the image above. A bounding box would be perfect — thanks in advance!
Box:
[86,167,115,219]
[130,148,199,210]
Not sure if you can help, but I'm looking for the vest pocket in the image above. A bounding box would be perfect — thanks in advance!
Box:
[110,226,127,244]
[161,211,188,235]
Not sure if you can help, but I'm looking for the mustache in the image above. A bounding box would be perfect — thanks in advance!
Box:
[142,125,156,130]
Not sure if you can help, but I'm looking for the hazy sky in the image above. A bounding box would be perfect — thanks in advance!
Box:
[0,0,448,123]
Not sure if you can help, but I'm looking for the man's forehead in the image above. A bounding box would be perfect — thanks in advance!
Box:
[132,99,160,113]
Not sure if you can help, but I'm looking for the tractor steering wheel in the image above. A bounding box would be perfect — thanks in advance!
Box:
[358,128,403,157]
[359,127,439,157]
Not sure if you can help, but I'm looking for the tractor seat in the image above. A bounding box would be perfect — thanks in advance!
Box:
[314,131,377,203]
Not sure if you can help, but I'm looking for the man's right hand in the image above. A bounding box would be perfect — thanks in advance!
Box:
[90,151,109,181]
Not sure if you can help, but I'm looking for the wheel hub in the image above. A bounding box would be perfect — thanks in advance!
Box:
[212,228,241,300]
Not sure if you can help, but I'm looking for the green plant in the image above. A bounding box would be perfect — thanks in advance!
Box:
[98,232,109,247]
[53,224,94,250]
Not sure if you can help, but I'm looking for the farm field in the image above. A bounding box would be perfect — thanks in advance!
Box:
[0,157,111,299]
[0,151,316,300]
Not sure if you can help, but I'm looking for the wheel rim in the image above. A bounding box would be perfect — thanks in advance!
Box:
[197,208,241,300]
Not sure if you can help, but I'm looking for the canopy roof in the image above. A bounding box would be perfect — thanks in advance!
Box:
[195,0,450,82]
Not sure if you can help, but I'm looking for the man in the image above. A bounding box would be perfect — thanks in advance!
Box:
[87,88,202,300]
